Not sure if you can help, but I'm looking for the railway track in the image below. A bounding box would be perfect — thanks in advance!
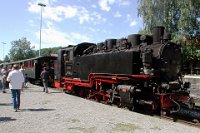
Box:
[159,114,200,128]
[97,99,200,128]
[100,100,200,128]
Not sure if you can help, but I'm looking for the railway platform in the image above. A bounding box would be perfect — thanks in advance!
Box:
[0,84,200,133]
[183,75,200,101]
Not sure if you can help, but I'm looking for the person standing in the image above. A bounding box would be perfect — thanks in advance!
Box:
[24,73,29,88]
[40,67,50,93]
[1,66,7,93]
[7,64,24,112]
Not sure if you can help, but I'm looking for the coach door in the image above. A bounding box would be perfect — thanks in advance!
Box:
[64,50,73,77]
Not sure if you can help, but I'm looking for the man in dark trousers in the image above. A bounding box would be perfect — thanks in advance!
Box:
[40,67,50,93]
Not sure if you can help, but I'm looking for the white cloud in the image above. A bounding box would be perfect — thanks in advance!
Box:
[34,23,90,49]
[98,0,130,11]
[98,0,115,12]
[126,14,137,27]
[130,20,137,27]
[114,11,122,18]
[37,26,74,47]
[28,2,105,25]
[28,2,41,14]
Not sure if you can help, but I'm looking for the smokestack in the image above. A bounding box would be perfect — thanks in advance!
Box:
[128,34,141,47]
[153,26,164,43]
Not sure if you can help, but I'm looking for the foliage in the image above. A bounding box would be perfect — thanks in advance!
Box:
[137,0,200,42]
[4,37,60,62]
[35,47,61,56]
[9,37,36,61]
[3,55,10,62]
[182,45,199,64]
[181,44,200,74]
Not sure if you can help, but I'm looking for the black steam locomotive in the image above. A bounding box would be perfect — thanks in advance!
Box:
[54,26,194,114]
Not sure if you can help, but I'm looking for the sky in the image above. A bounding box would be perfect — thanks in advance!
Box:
[0,0,143,60]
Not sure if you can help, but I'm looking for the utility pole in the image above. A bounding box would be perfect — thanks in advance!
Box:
[1,42,6,60]
[38,3,46,57]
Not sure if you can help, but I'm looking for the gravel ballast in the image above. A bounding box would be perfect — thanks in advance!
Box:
[0,84,200,133]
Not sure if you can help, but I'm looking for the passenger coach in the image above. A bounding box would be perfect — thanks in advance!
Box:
[1,56,57,85]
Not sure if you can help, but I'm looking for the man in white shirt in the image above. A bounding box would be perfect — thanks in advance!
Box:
[7,64,24,112]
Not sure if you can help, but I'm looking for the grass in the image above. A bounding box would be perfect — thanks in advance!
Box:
[112,123,140,132]
[68,127,96,133]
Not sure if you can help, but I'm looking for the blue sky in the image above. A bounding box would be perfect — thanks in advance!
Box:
[0,0,143,60]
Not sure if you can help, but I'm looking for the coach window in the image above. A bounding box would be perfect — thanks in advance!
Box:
[34,60,37,67]
[24,61,28,67]
[31,61,33,67]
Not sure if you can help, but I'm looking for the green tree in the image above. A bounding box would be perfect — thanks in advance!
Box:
[9,37,36,61]
[182,44,199,74]
[35,47,61,56]
[3,55,10,62]
[138,0,200,39]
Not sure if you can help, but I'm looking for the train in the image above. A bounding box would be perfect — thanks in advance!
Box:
[1,26,197,116]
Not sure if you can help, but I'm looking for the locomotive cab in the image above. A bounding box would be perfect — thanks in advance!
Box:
[54,43,95,87]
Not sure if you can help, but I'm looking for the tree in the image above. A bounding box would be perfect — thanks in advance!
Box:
[9,37,36,61]
[182,44,199,74]
[3,55,10,62]
[35,47,61,56]
[138,0,200,40]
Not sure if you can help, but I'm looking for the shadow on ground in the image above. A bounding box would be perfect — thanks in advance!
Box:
[20,108,55,112]
[23,89,62,94]
[0,103,12,106]
[0,117,16,122]
[23,89,43,93]
[49,91,62,93]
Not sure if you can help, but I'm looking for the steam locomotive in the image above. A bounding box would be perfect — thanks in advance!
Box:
[1,26,196,116]
[54,26,194,114]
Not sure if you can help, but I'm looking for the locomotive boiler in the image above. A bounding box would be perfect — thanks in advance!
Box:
[54,26,194,114]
